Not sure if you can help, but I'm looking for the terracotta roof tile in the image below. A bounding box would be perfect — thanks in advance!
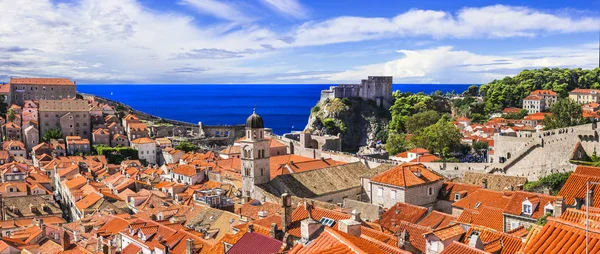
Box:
[287,204,350,238]
[437,182,482,202]
[10,77,75,86]
[430,224,465,241]
[376,202,428,230]
[370,163,444,188]
[557,165,600,208]
[452,189,513,211]
[440,241,487,254]
[289,227,396,254]
[522,217,600,254]
[417,211,456,229]
[462,226,523,254]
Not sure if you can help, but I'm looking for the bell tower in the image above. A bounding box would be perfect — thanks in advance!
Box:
[241,108,270,202]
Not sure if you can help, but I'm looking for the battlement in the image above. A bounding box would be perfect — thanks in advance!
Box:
[319,76,393,108]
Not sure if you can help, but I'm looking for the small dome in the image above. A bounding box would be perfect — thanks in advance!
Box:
[246,109,264,129]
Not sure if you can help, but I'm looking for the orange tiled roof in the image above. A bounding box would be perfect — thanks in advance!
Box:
[172,164,199,177]
[430,224,465,241]
[10,77,75,86]
[503,191,557,219]
[461,226,523,254]
[131,137,154,144]
[502,107,523,114]
[438,182,482,202]
[75,192,102,210]
[287,204,350,238]
[530,90,557,96]
[523,95,543,101]
[557,165,600,208]
[570,88,600,94]
[397,221,430,253]
[370,163,444,187]
[524,112,551,121]
[289,227,395,254]
[456,206,505,232]
[417,210,456,229]
[452,189,513,210]
[521,217,600,254]
[440,241,487,254]
[376,202,428,231]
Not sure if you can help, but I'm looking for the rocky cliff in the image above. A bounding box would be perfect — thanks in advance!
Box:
[304,97,390,153]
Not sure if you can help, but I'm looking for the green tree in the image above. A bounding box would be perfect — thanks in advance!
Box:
[463,85,479,97]
[175,141,199,153]
[94,145,139,164]
[43,128,63,142]
[542,98,585,129]
[469,113,487,123]
[473,141,489,151]
[405,110,441,134]
[480,68,600,114]
[412,117,462,158]
[7,108,16,122]
[385,132,410,156]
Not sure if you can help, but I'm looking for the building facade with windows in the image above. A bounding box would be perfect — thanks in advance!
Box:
[363,163,444,209]
[38,100,91,140]
[8,78,76,106]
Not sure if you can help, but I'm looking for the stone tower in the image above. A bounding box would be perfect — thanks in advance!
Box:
[241,108,270,202]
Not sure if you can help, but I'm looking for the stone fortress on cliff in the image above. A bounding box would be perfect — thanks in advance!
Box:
[320,76,393,109]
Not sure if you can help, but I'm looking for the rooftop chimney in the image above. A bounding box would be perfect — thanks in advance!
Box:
[281,193,292,233]
[554,196,565,217]
[337,210,362,237]
[468,233,484,250]
[61,229,71,250]
[587,189,594,208]
[300,217,322,244]
[185,238,195,254]
[270,223,277,239]
[482,179,488,189]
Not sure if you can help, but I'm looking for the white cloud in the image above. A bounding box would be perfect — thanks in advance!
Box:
[318,44,599,84]
[260,0,308,19]
[179,0,252,22]
[0,1,597,84]
[288,5,600,46]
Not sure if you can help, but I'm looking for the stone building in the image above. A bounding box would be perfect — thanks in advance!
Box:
[529,90,557,109]
[131,137,157,165]
[127,122,149,141]
[502,191,560,231]
[522,95,545,114]
[107,122,125,137]
[112,134,129,147]
[23,125,39,154]
[569,88,600,104]
[9,78,76,106]
[3,122,21,141]
[2,140,26,158]
[362,163,444,209]
[39,100,91,140]
[65,136,91,155]
[320,76,393,108]
[92,128,110,146]
[241,109,271,202]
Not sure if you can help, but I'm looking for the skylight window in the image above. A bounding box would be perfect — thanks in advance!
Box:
[319,217,335,227]
[474,202,482,208]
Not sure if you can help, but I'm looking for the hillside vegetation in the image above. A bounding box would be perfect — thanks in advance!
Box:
[480,68,600,114]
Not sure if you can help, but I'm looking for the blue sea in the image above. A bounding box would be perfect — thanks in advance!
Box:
[78,84,473,135]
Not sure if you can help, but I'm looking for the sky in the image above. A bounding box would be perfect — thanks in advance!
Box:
[0,0,599,84]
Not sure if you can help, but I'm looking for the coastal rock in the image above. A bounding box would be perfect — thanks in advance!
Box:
[304,97,390,152]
